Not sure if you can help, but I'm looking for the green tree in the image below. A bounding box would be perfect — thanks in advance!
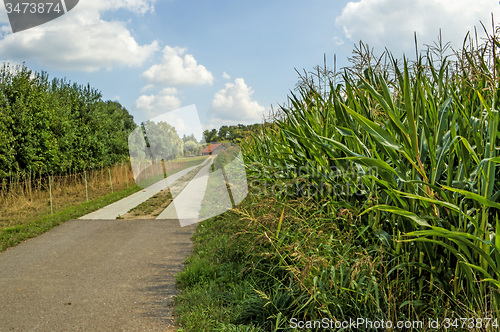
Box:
[203,129,218,143]
[143,120,183,162]
[0,63,137,178]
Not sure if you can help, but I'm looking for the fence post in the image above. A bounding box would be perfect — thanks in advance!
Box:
[125,163,129,188]
[29,170,32,201]
[48,175,53,214]
[108,168,113,193]
[84,170,89,202]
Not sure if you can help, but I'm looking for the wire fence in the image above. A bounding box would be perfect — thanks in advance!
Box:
[0,162,134,227]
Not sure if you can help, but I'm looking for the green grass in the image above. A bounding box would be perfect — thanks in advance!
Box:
[175,25,500,331]
[177,156,209,163]
[175,199,260,331]
[176,189,471,331]
[124,188,172,217]
[0,185,141,252]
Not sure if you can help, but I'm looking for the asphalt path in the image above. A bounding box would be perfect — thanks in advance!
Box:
[157,157,216,225]
[0,219,196,331]
[79,157,211,220]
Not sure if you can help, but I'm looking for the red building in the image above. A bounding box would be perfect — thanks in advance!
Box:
[200,143,226,155]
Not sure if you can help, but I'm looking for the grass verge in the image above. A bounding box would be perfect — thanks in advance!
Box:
[175,188,482,331]
[0,185,141,252]
[119,188,172,219]
[174,202,260,331]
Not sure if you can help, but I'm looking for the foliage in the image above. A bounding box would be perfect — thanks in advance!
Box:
[182,134,203,156]
[176,192,466,331]
[240,25,500,321]
[142,120,184,161]
[203,123,264,144]
[0,63,136,178]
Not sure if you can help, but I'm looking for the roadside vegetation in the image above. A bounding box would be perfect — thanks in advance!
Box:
[1,162,134,227]
[0,64,140,250]
[1,184,141,251]
[175,24,500,331]
[0,64,135,177]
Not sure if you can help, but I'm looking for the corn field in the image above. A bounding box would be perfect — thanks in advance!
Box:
[242,26,500,322]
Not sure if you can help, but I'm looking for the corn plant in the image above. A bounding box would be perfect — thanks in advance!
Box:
[243,27,500,318]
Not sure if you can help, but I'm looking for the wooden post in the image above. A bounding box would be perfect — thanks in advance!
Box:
[125,163,129,188]
[108,168,113,193]
[16,171,20,196]
[84,170,89,202]
[48,175,53,214]
[29,170,32,201]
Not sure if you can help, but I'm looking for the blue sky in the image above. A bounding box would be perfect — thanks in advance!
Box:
[1,0,499,133]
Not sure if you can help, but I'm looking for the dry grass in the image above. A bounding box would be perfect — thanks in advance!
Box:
[0,162,133,228]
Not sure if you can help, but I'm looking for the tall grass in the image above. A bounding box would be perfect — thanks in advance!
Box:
[242,25,500,319]
[0,162,133,228]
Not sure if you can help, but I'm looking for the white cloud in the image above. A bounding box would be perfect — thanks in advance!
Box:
[333,36,344,46]
[336,0,500,55]
[150,105,204,141]
[82,0,156,14]
[0,0,158,71]
[222,71,231,80]
[135,87,181,117]
[140,84,155,92]
[142,46,214,86]
[211,78,265,122]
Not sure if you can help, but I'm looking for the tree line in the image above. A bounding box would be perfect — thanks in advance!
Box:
[203,123,263,144]
[0,63,136,179]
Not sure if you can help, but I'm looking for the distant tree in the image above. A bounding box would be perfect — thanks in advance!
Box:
[203,129,218,143]
[183,140,198,155]
[182,133,197,143]
[143,120,183,162]
[218,125,230,140]
[200,123,264,145]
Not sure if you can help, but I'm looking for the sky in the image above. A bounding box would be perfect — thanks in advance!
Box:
[1,0,500,134]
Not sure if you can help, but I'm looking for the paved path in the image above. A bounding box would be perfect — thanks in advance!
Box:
[0,219,196,331]
[80,158,210,220]
[156,158,217,226]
